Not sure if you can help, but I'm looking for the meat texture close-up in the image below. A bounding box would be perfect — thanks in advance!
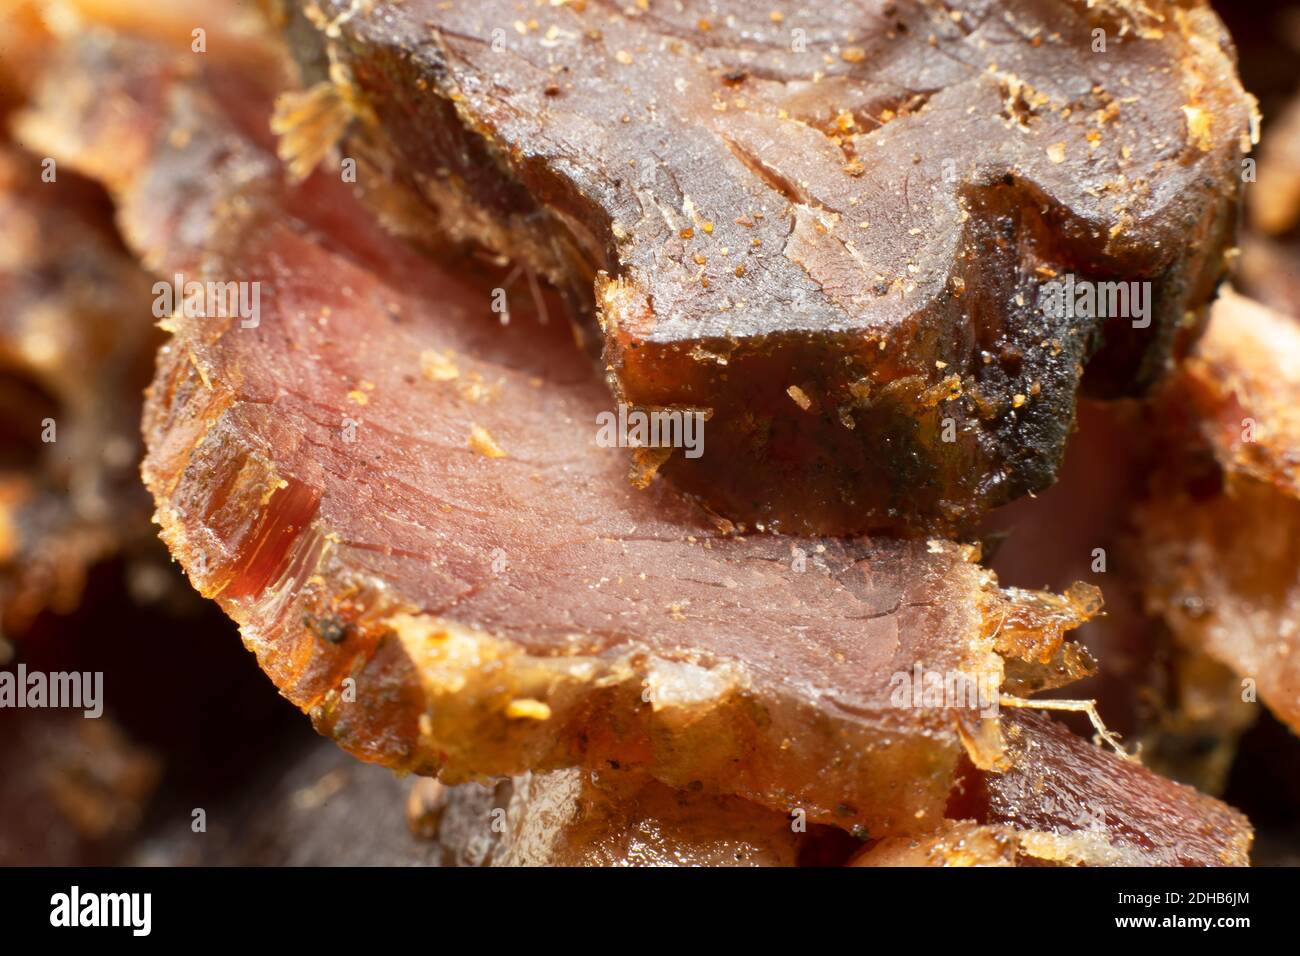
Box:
[0,0,1297,877]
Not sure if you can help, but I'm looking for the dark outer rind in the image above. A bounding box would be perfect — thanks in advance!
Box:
[300,0,1252,534]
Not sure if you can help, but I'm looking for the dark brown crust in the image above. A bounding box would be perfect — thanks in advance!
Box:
[297,0,1252,535]
[1137,290,1300,737]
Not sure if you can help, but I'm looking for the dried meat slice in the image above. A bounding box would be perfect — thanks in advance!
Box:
[290,0,1253,535]
[0,709,159,865]
[1136,290,1300,735]
[981,399,1259,796]
[21,28,1106,837]
[953,710,1252,866]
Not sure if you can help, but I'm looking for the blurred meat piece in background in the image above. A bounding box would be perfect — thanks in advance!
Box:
[0,146,159,646]
[1137,291,1300,738]
[0,710,157,866]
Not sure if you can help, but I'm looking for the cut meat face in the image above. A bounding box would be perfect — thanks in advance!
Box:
[952,710,1252,866]
[293,0,1254,534]
[19,27,1119,838]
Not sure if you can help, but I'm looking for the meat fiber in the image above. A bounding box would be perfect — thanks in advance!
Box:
[290,0,1254,535]
[430,769,839,867]
[20,27,1115,838]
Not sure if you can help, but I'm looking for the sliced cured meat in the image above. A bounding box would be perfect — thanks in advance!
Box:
[981,401,1149,726]
[429,710,1257,867]
[22,29,1107,837]
[432,769,833,867]
[291,0,1253,534]
[981,398,1258,796]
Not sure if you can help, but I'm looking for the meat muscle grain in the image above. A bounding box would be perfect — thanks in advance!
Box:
[22,28,1113,838]
[0,146,158,638]
[439,711,1255,866]
[858,710,1251,866]
[292,0,1253,534]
